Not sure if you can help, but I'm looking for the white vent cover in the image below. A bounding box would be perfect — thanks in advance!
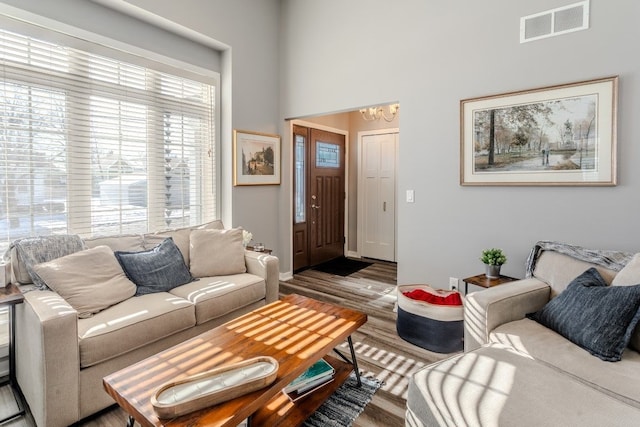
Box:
[520,1,590,43]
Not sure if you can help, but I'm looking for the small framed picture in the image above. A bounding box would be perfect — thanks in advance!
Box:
[460,76,618,186]
[233,130,281,186]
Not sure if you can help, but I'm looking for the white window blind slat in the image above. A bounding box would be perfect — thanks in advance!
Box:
[0,24,216,248]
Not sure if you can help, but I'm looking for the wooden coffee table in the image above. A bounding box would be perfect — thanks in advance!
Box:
[103,294,367,427]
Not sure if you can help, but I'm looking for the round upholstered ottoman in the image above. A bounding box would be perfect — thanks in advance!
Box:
[396,284,464,353]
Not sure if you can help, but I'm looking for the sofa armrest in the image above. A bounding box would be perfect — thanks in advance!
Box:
[244,251,280,304]
[464,278,550,352]
[16,289,80,427]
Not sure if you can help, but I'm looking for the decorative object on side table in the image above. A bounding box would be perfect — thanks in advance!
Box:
[242,230,253,248]
[480,248,507,278]
[246,245,272,255]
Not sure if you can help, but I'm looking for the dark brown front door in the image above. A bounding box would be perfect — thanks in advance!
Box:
[292,126,345,271]
[309,128,345,266]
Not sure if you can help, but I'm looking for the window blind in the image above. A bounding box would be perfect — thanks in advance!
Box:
[0,26,216,250]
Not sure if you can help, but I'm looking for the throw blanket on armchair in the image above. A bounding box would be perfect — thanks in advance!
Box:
[525,240,634,278]
[6,235,85,289]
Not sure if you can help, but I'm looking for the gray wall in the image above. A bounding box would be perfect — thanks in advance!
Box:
[0,0,220,72]
[106,0,283,255]
[280,0,640,286]
[3,1,639,285]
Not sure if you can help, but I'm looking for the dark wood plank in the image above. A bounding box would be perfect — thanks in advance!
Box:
[0,284,24,306]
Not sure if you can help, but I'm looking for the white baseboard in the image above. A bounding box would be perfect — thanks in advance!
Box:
[346,250,360,258]
[279,271,293,281]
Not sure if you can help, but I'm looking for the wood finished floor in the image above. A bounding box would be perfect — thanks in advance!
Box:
[2,259,452,427]
[280,261,450,427]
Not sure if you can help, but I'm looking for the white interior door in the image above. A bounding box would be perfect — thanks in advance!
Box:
[360,131,398,261]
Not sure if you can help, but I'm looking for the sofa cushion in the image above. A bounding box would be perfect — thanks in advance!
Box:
[612,253,640,351]
[407,343,640,427]
[527,268,640,361]
[169,273,265,324]
[189,228,246,277]
[143,220,225,265]
[612,253,640,287]
[83,234,145,252]
[32,246,136,318]
[144,227,191,265]
[533,250,617,297]
[491,318,640,409]
[77,292,195,368]
[115,238,194,296]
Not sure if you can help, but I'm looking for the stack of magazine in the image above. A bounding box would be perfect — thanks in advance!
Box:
[284,358,335,401]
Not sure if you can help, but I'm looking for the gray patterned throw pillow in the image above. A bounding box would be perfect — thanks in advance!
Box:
[527,268,640,362]
[115,237,195,296]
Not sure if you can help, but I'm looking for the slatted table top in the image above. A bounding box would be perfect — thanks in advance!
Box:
[103,293,367,427]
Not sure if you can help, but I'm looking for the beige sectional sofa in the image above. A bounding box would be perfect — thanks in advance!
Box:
[407,243,640,427]
[10,221,279,427]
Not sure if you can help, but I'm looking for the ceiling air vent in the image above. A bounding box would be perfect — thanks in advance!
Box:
[520,0,590,43]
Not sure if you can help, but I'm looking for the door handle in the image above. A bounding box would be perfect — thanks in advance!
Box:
[383,201,386,212]
[312,204,321,209]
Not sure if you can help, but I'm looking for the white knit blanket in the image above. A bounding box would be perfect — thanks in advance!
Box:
[7,235,85,289]
[525,240,634,278]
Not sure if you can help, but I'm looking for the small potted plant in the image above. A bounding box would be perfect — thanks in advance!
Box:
[480,248,507,279]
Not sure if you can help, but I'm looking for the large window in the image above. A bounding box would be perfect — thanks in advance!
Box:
[0,27,217,251]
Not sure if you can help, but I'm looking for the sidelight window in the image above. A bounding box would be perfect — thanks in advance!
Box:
[294,134,306,223]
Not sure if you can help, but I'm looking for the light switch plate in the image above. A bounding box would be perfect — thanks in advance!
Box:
[406,190,415,203]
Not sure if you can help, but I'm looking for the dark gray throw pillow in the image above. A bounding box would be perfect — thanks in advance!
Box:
[527,268,640,362]
[115,237,195,296]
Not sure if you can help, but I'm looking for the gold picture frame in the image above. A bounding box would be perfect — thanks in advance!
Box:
[233,130,281,186]
[460,76,618,186]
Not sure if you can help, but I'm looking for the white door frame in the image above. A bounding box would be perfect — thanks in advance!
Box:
[357,128,399,260]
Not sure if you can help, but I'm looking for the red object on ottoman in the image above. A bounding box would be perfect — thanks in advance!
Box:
[396,284,464,353]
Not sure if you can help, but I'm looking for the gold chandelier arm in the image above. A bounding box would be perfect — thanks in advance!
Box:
[380,104,399,122]
[359,107,378,121]
[360,104,399,122]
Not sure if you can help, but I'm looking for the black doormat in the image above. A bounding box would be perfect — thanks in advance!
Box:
[311,257,373,276]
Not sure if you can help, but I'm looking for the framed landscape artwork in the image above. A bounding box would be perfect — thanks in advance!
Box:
[233,130,281,186]
[460,76,618,186]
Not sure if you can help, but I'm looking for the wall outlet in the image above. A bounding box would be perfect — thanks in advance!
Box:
[449,277,459,291]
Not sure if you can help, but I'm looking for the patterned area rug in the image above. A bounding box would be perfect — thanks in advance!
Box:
[303,373,383,427]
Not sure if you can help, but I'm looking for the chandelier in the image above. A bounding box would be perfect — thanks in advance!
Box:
[359,103,399,122]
